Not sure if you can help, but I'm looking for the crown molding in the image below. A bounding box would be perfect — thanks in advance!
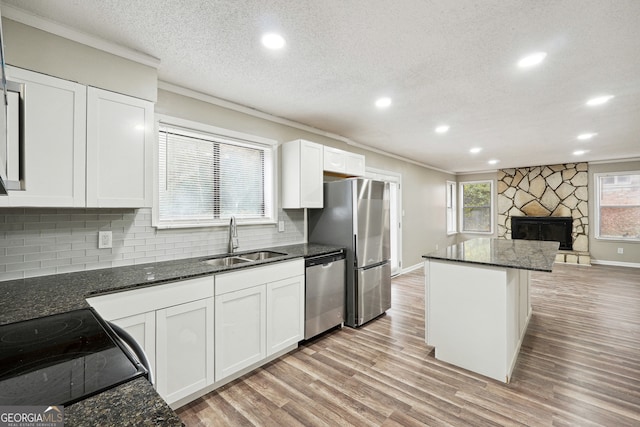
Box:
[158,80,455,175]
[1,3,160,68]
[589,157,640,165]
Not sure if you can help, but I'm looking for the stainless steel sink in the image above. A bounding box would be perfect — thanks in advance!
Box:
[202,256,251,267]
[237,251,286,261]
[202,251,286,267]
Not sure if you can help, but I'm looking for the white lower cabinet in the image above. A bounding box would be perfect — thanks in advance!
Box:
[88,259,304,407]
[109,311,156,380]
[215,285,266,380]
[267,276,305,355]
[214,259,305,381]
[87,276,214,406]
[156,298,214,404]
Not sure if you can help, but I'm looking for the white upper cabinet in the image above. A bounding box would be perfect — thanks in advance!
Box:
[281,139,323,209]
[1,67,86,207]
[345,151,365,176]
[323,145,365,177]
[86,87,154,207]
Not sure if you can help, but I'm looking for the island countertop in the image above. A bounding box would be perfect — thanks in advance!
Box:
[422,238,559,272]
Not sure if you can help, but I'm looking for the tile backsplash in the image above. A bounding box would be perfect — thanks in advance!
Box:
[0,208,304,281]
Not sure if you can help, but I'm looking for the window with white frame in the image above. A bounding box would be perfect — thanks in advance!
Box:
[156,119,275,228]
[595,171,640,241]
[446,181,457,234]
[459,180,493,233]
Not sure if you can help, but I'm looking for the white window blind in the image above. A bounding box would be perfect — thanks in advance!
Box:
[158,124,274,227]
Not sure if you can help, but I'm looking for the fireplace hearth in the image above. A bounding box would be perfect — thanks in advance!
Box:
[511,216,573,250]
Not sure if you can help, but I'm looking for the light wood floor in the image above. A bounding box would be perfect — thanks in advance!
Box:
[177,263,640,426]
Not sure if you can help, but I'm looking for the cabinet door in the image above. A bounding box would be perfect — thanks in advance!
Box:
[267,275,304,355]
[86,87,153,207]
[323,146,346,174]
[2,67,86,207]
[215,285,266,380]
[111,311,156,382]
[156,298,214,405]
[345,152,365,176]
[282,139,323,208]
[300,140,324,208]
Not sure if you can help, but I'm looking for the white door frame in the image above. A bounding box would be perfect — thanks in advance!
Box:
[365,167,403,276]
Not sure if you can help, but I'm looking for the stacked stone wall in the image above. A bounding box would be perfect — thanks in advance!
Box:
[497,163,590,264]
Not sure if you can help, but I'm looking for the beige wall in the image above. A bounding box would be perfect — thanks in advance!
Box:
[589,160,640,264]
[157,89,457,269]
[2,18,157,101]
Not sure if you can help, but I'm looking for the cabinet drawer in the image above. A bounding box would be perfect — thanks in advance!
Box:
[87,276,214,320]
[215,259,304,296]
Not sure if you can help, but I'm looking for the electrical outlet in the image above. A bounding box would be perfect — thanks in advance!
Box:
[617,247,624,254]
[278,220,285,232]
[435,244,439,250]
[98,231,112,249]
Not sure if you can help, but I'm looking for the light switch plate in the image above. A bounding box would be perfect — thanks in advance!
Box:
[98,231,113,249]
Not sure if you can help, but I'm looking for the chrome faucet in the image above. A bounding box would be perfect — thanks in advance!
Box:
[228,216,239,253]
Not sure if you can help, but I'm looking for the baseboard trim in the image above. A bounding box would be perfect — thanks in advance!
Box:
[400,262,423,275]
[591,260,640,269]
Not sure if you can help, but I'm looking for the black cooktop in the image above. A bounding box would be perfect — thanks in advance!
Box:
[0,308,147,406]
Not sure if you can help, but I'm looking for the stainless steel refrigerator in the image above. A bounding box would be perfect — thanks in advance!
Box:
[308,178,391,327]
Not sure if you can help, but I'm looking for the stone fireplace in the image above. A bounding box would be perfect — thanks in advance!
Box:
[497,163,590,265]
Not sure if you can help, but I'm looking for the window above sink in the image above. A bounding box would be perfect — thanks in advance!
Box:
[153,115,277,229]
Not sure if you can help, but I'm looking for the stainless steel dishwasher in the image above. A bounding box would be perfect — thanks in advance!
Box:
[305,251,346,339]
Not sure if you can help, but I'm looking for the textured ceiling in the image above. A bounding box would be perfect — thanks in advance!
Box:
[4,0,640,173]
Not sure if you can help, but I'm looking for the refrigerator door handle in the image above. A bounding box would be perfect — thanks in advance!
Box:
[353,234,358,267]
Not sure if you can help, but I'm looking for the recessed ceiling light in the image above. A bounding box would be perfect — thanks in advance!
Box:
[469,147,482,154]
[577,133,597,140]
[488,159,500,165]
[375,97,392,108]
[573,150,588,156]
[586,95,614,106]
[435,125,450,134]
[261,33,286,50]
[517,52,547,68]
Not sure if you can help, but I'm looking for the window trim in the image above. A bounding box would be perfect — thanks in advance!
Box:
[594,170,640,242]
[459,179,494,234]
[153,115,278,229]
[446,180,457,235]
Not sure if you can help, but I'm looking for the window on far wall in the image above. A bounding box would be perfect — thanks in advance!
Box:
[156,119,275,228]
[446,181,457,234]
[459,180,493,233]
[595,171,640,241]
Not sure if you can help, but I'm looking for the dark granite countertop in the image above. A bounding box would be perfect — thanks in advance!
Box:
[65,378,182,427]
[0,242,342,427]
[0,242,342,325]
[422,238,559,272]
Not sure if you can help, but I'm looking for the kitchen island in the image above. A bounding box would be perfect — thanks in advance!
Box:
[422,238,558,383]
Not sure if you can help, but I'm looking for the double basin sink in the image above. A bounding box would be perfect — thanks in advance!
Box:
[202,251,286,267]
